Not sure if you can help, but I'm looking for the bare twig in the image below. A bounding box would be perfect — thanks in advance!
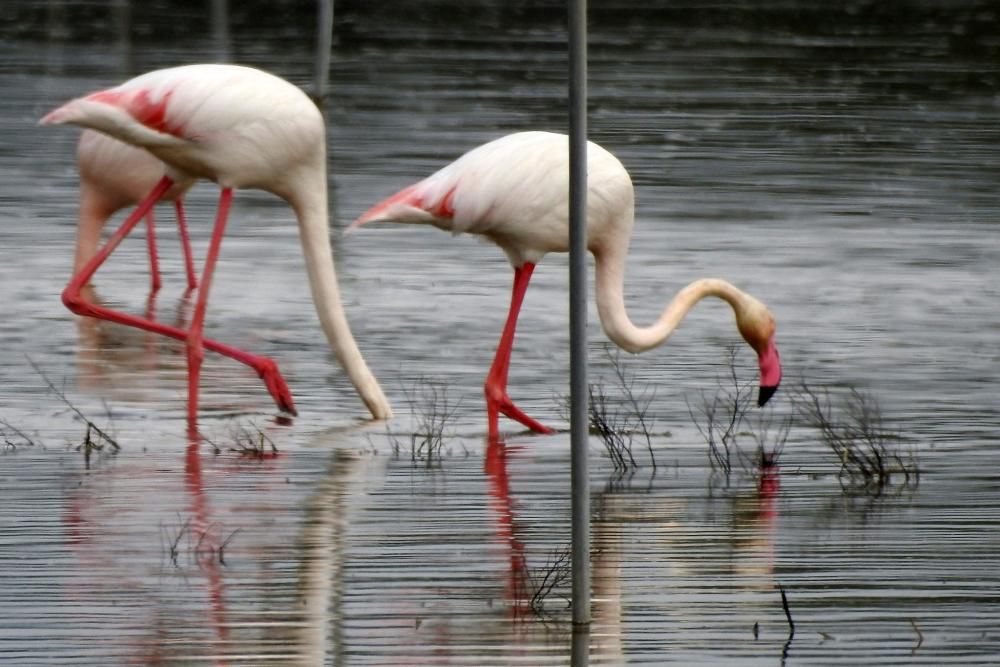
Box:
[0,417,39,450]
[219,528,241,566]
[589,382,636,472]
[193,526,212,560]
[779,583,795,664]
[582,345,659,472]
[162,516,193,567]
[226,420,278,459]
[161,517,237,568]
[27,356,119,461]
[779,584,795,638]
[386,378,461,466]
[528,545,573,616]
[910,618,924,654]
[792,381,917,494]
[688,346,784,482]
[604,347,657,468]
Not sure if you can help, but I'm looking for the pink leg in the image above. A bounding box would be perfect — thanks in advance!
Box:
[484,262,555,440]
[185,189,232,425]
[175,199,199,291]
[144,289,158,322]
[62,177,297,417]
[144,210,160,322]
[144,210,162,293]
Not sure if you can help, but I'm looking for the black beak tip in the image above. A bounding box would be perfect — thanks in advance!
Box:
[758,384,778,407]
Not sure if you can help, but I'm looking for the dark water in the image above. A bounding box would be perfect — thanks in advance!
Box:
[1,0,999,664]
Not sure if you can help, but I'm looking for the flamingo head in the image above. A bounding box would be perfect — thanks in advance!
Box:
[735,298,782,406]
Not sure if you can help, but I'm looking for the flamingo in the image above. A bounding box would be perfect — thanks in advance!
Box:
[41,64,392,424]
[75,129,197,294]
[350,131,781,439]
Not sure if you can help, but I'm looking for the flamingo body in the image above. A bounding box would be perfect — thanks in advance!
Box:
[77,129,190,211]
[46,64,323,195]
[354,131,634,266]
[353,131,781,438]
[76,130,197,290]
[42,64,392,424]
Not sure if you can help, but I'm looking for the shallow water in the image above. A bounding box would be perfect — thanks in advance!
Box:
[1,0,999,664]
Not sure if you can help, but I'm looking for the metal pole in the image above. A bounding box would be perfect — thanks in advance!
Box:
[210,0,231,63]
[568,0,590,630]
[315,0,334,105]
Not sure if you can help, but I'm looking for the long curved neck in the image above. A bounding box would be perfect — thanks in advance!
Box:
[594,245,746,354]
[290,165,392,420]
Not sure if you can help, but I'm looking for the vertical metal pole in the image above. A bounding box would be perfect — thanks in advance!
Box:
[315,0,334,105]
[110,0,131,73]
[210,0,231,63]
[568,0,591,630]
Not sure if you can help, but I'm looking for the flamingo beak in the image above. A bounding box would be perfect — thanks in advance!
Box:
[757,337,781,407]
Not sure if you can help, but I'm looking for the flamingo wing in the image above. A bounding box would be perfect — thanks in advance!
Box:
[351,132,571,235]
[42,64,323,190]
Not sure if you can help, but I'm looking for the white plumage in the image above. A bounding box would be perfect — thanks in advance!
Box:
[354,131,634,266]
[75,129,196,291]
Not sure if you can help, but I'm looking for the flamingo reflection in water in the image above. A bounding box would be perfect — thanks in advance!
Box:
[63,433,230,661]
[483,435,782,656]
[63,426,384,666]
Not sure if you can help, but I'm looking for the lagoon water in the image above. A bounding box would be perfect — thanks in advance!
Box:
[1,1,998,664]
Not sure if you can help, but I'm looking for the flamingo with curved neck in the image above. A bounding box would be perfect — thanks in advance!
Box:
[41,64,392,424]
[351,131,781,439]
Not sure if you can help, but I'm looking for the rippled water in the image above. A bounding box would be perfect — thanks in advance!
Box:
[1,0,999,664]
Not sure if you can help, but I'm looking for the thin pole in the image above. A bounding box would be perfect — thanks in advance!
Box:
[568,0,591,631]
[315,0,334,105]
[210,0,231,63]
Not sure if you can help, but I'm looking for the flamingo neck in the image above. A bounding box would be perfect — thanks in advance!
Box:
[290,169,393,420]
[593,247,746,354]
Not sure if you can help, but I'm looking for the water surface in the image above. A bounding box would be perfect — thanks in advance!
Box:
[1,1,998,664]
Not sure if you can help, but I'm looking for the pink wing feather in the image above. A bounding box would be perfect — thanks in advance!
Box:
[350,179,461,229]
[350,133,542,232]
[82,88,186,138]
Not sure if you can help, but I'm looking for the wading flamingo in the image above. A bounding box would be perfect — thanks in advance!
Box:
[76,129,197,293]
[41,64,392,424]
[351,131,781,439]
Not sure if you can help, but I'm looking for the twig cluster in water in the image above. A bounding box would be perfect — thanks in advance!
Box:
[520,542,607,622]
[585,346,658,472]
[28,357,119,467]
[387,379,462,466]
[792,382,917,494]
[517,544,574,619]
[528,544,572,615]
[589,383,637,471]
[221,420,278,459]
[160,515,240,568]
[688,347,788,482]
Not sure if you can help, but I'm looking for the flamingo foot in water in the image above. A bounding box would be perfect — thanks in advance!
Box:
[485,384,554,440]
[257,358,297,416]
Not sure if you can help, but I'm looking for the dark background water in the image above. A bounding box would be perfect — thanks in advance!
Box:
[0,1,998,664]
